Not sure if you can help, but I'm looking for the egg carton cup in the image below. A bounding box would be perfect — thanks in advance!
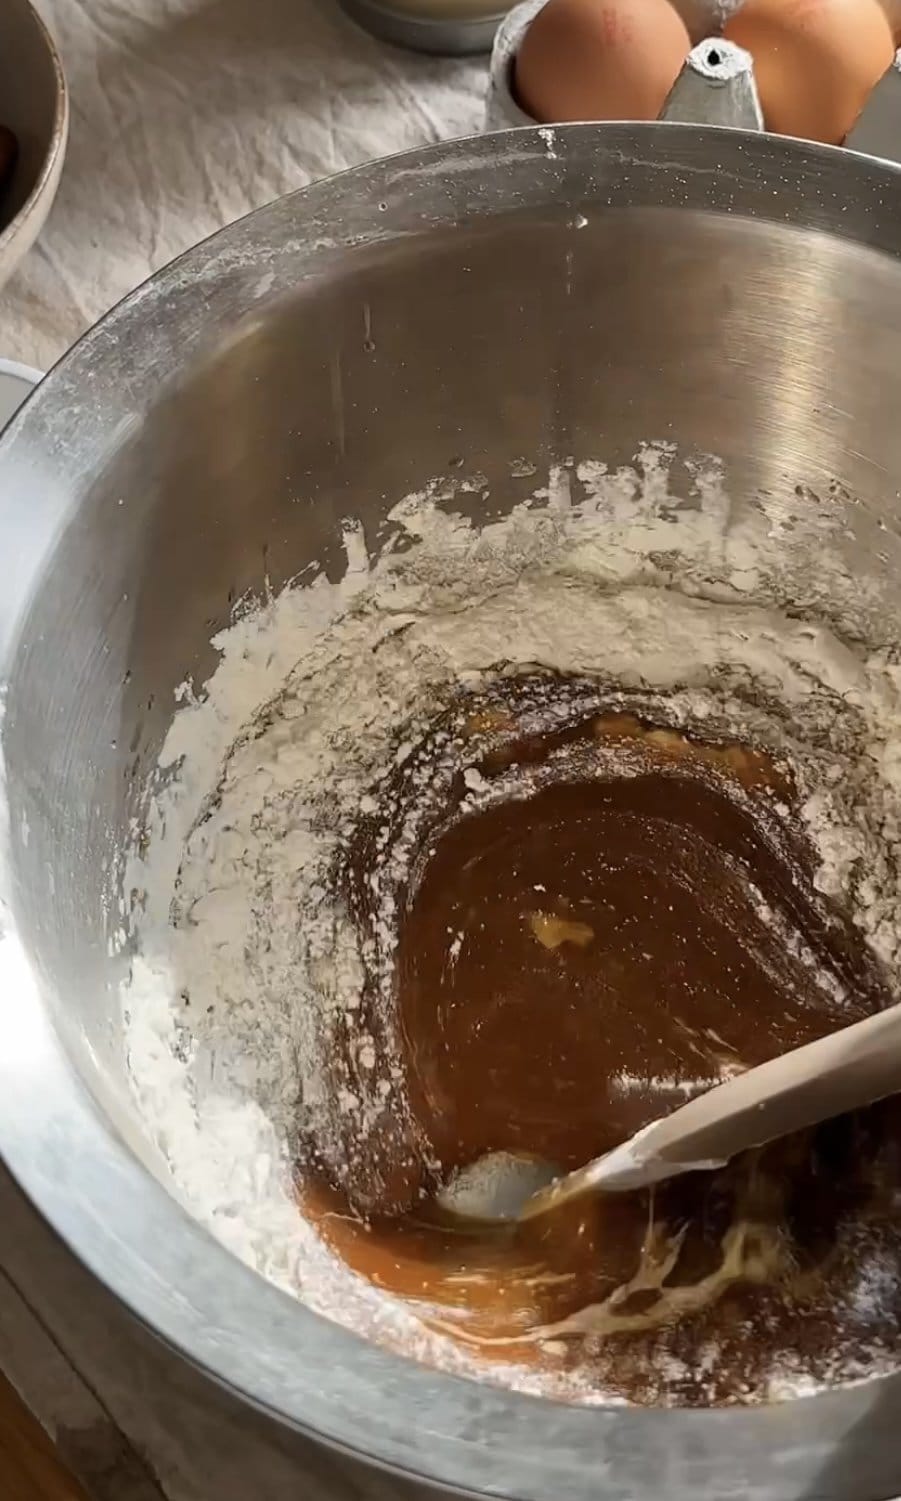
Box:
[485,6,901,165]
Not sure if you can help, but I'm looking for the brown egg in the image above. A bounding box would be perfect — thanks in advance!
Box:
[878,0,901,45]
[724,0,895,144]
[514,0,691,124]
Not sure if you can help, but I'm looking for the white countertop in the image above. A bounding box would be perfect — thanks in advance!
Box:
[0,0,486,373]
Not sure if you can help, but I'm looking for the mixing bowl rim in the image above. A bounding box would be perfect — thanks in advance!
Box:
[3,122,901,1501]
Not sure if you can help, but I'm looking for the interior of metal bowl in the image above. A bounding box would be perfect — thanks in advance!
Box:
[4,125,901,1501]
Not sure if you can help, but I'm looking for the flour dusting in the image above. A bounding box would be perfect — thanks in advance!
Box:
[119,444,901,1403]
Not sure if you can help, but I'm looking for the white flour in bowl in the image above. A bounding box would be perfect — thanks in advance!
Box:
[118,443,901,1403]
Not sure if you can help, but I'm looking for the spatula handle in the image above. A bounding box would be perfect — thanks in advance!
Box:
[589,1000,901,1192]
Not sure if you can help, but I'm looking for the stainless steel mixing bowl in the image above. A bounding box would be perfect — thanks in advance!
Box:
[4,123,901,1501]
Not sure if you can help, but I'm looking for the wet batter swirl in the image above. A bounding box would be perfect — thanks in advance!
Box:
[297,673,901,1405]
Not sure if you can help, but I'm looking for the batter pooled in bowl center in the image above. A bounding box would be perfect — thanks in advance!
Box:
[299,675,901,1403]
[399,731,836,1171]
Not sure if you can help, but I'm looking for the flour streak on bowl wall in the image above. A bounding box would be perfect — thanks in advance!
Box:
[510,0,901,146]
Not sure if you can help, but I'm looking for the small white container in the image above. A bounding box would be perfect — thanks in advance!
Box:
[339,0,514,55]
[0,359,39,429]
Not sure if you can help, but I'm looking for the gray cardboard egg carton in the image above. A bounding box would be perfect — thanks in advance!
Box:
[485,4,901,164]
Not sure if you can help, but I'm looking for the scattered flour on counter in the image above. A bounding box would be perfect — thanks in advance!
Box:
[118,443,901,1402]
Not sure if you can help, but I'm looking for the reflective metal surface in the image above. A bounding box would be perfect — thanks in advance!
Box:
[4,124,901,1500]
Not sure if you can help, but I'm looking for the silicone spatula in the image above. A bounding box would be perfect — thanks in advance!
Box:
[517,1000,901,1218]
